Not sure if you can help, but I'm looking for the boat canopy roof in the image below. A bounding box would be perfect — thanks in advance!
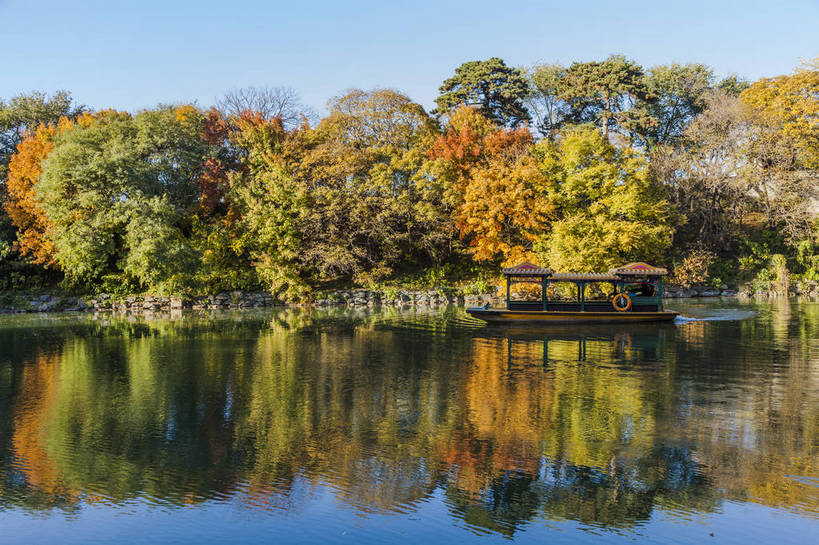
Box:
[608,262,668,276]
[501,262,553,277]
[502,261,668,281]
[549,272,620,282]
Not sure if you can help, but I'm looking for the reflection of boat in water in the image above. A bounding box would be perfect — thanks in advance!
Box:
[474,322,673,364]
[467,262,678,325]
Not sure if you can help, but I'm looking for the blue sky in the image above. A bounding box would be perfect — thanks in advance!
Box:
[1,0,817,114]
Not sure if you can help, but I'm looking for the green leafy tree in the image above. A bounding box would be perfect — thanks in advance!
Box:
[716,74,751,97]
[435,58,531,128]
[0,90,84,180]
[534,125,675,271]
[643,63,715,146]
[228,112,309,300]
[36,107,207,291]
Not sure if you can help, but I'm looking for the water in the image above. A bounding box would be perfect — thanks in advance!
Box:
[0,298,816,544]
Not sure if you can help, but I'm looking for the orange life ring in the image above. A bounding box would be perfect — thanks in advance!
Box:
[612,293,632,312]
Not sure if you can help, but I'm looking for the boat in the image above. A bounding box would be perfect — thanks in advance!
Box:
[466,262,678,325]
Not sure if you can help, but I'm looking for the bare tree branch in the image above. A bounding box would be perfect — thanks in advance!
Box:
[216,86,316,129]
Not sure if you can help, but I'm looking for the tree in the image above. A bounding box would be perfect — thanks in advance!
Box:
[227,112,310,300]
[4,121,66,266]
[217,86,315,130]
[290,89,449,284]
[0,91,85,279]
[0,90,84,180]
[228,89,450,295]
[650,92,752,252]
[652,89,817,258]
[457,144,552,263]
[427,106,551,264]
[36,107,208,290]
[740,59,819,169]
[435,58,531,128]
[716,74,750,97]
[643,63,715,146]
[534,125,674,272]
[524,64,574,140]
[558,55,653,141]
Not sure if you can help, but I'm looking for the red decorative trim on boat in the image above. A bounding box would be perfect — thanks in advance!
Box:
[608,262,668,276]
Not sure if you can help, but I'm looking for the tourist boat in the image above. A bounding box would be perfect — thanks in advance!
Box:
[467,262,678,324]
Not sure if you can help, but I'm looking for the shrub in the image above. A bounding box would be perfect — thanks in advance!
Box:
[671,247,716,287]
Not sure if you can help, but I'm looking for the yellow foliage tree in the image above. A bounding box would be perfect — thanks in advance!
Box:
[457,153,552,264]
[740,59,819,168]
[534,125,675,272]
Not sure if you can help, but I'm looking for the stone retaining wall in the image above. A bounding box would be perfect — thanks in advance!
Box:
[89,292,278,312]
[312,289,501,309]
[663,286,738,298]
[3,282,818,314]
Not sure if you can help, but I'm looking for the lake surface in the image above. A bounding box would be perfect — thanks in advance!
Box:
[0,299,816,544]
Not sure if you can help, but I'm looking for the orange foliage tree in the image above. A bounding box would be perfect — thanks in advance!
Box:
[4,112,98,268]
[197,108,237,216]
[4,120,70,266]
[427,106,552,264]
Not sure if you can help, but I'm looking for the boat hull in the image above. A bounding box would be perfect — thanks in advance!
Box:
[466,307,678,324]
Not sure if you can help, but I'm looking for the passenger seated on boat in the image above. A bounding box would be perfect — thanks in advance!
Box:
[627,283,655,297]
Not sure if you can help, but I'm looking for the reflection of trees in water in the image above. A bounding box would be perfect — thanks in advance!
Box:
[446,446,714,536]
[667,303,819,516]
[0,306,816,533]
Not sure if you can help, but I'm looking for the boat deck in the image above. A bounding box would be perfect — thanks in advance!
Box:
[467,307,678,324]
[509,300,662,313]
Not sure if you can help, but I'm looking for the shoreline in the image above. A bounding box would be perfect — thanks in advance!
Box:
[2,285,811,316]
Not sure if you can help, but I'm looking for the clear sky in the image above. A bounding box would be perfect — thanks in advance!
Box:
[2,0,817,114]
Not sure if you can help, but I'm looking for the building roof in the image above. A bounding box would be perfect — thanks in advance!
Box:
[501,262,553,277]
[549,272,620,282]
[608,262,668,276]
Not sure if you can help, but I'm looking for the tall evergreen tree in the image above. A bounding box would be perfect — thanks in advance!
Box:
[559,55,653,141]
[435,58,531,128]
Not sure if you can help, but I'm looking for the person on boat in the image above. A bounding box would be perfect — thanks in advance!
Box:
[627,282,655,297]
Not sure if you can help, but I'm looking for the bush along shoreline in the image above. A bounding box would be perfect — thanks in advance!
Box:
[4,282,819,315]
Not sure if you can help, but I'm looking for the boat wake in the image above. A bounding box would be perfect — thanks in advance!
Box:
[674,309,756,323]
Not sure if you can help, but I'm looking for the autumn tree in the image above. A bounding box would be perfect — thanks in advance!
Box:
[534,125,674,271]
[427,106,551,264]
[225,88,451,297]
[290,88,449,284]
[0,91,84,278]
[740,59,819,169]
[0,91,84,184]
[4,121,68,266]
[653,89,817,256]
[435,58,531,128]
